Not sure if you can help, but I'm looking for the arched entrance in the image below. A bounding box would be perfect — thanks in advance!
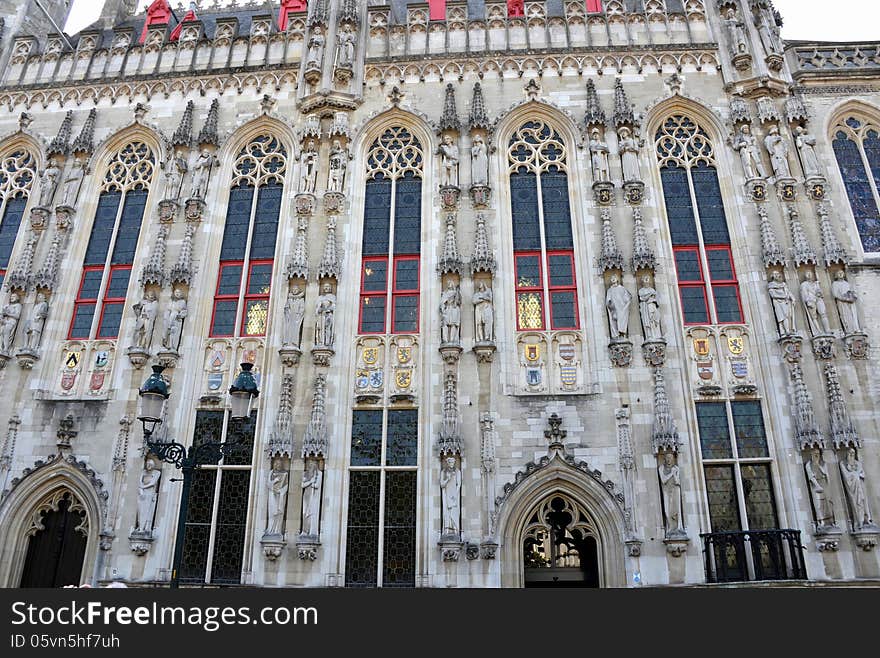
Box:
[523,494,600,588]
[19,490,88,588]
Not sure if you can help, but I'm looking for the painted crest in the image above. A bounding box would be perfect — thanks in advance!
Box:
[525,344,540,363]
[210,350,225,369]
[727,336,744,355]
[395,369,412,390]
[207,372,224,391]
[60,371,77,391]
[355,370,369,390]
[243,349,257,364]
[363,347,379,365]
[89,371,106,391]
[94,350,109,369]
[396,347,412,365]
[731,359,749,379]
[558,344,576,362]
[64,350,81,369]
[526,367,542,387]
[697,362,714,381]
[369,370,384,389]
[560,365,578,387]
[693,338,710,357]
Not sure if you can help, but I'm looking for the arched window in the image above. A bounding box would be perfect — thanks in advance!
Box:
[0,149,36,288]
[210,134,286,338]
[655,115,743,325]
[69,142,155,340]
[831,116,880,254]
[508,120,579,331]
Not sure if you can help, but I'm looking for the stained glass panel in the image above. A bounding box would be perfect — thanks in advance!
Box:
[243,299,268,335]
[351,410,382,466]
[210,470,250,584]
[741,464,778,530]
[696,403,733,460]
[0,197,26,268]
[362,260,387,292]
[179,469,216,583]
[392,295,418,333]
[345,471,380,587]
[704,465,740,532]
[386,409,417,467]
[550,291,577,329]
[713,285,743,324]
[541,172,573,250]
[393,176,421,255]
[833,132,880,253]
[249,182,281,260]
[363,178,391,256]
[83,191,122,265]
[219,185,254,261]
[359,296,386,334]
[517,292,544,330]
[510,172,540,251]
[731,401,769,458]
[680,287,709,324]
[97,302,124,338]
[110,189,148,264]
[661,167,698,245]
[383,471,416,588]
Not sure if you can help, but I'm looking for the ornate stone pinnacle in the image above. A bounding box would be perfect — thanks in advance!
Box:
[140,224,168,287]
[789,363,824,451]
[47,110,73,157]
[631,208,656,272]
[339,0,359,24]
[286,215,310,280]
[318,216,339,280]
[112,416,132,472]
[479,413,496,468]
[599,209,625,272]
[544,413,567,449]
[468,82,491,132]
[729,96,752,125]
[815,203,849,267]
[71,108,97,155]
[170,223,196,285]
[439,83,461,133]
[0,415,21,471]
[4,230,38,292]
[171,100,194,148]
[786,205,817,267]
[756,204,785,268]
[32,224,67,291]
[268,374,295,459]
[616,407,635,471]
[438,371,461,457]
[302,374,328,458]
[308,0,329,26]
[651,368,680,455]
[56,414,77,450]
[612,78,635,129]
[584,79,606,128]
[438,213,463,275]
[823,363,860,450]
[470,213,496,275]
[197,98,220,147]
[785,95,809,125]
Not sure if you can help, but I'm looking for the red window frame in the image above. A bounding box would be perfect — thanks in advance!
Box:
[210,260,244,338]
[359,256,389,335]
[68,265,104,339]
[673,246,710,326]
[514,251,545,331]
[96,265,132,339]
[241,260,273,337]
[546,250,579,330]
[391,255,420,335]
[705,245,744,325]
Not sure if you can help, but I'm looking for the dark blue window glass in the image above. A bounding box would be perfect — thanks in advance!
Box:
[834,132,880,253]
[249,182,282,260]
[393,175,421,255]
[363,178,391,255]
[220,185,255,261]
[541,171,573,250]
[510,171,540,251]
[83,191,122,265]
[865,130,880,192]
[351,410,383,467]
[660,166,699,245]
[0,197,26,269]
[359,296,386,333]
[692,164,730,245]
[696,402,732,460]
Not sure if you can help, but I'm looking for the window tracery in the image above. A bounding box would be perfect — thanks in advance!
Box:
[831,115,880,254]
[0,149,36,287]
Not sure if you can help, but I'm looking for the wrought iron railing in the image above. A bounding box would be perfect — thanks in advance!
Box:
[700,530,807,584]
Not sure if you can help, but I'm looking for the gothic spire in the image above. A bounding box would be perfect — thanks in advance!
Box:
[598,209,624,272]
[468,83,491,132]
[787,205,817,267]
[3,230,38,292]
[197,99,220,147]
[267,374,295,458]
[170,224,195,285]
[612,79,635,129]
[439,83,461,133]
[816,202,849,266]
[756,204,785,267]
[286,216,310,280]
[302,374,328,458]
[438,371,462,457]
[318,216,339,280]
[470,213,496,274]
[790,363,824,451]
[824,363,860,449]
[140,224,168,287]
[47,110,73,157]
[651,368,680,454]
[171,100,194,148]
[71,108,97,155]
[339,0,359,25]
[584,79,606,129]
[437,213,463,275]
[33,225,66,291]
[631,207,656,271]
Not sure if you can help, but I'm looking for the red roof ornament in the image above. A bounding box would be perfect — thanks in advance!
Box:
[139,0,173,44]
[279,0,308,32]
[170,4,198,42]
[428,0,446,21]
[508,0,524,17]
[586,0,604,12]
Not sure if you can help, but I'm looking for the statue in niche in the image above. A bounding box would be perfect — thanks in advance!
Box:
[794,126,822,179]
[800,270,831,336]
[0,293,22,353]
[161,288,188,351]
[132,291,159,350]
[472,282,494,343]
[327,140,348,194]
[336,24,356,69]
[437,135,460,188]
[24,292,49,351]
[440,456,462,538]
[61,158,86,207]
[753,4,782,56]
[163,149,188,202]
[190,150,215,200]
[659,452,684,536]
[135,459,161,534]
[764,125,792,180]
[723,8,749,57]
[306,26,325,69]
[266,457,289,536]
[314,283,336,348]
[299,141,319,194]
[831,270,861,335]
[38,159,61,208]
[606,274,632,339]
[301,458,322,537]
[439,281,462,345]
[638,275,663,341]
[768,271,797,336]
[589,129,610,183]
[283,286,306,348]
[805,448,834,528]
[841,448,873,528]
[732,125,767,180]
[617,127,641,183]
[471,135,489,187]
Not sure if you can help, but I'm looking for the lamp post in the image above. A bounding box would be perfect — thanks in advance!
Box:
[138,362,259,588]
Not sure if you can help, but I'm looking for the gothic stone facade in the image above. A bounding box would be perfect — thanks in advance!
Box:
[0,0,878,588]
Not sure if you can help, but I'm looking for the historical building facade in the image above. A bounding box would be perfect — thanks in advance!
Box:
[0,0,877,588]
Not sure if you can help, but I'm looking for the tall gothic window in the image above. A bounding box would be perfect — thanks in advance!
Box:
[831,116,880,254]
[508,120,579,331]
[0,149,36,287]
[210,135,286,338]
[655,115,743,325]
[179,410,257,585]
[69,142,155,340]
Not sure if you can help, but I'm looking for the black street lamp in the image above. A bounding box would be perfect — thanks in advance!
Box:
[138,362,259,588]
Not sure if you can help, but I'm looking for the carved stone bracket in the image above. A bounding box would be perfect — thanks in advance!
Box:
[14,347,39,369]
[279,346,302,368]
[439,539,463,562]
[664,537,689,557]
[311,346,334,367]
[609,339,633,368]
[126,346,150,370]
[295,193,316,216]
[128,529,154,556]
[155,348,179,370]
[642,340,667,367]
[469,185,491,208]
[815,527,842,552]
[473,342,497,364]
[157,200,178,224]
[593,181,614,206]
[623,181,645,205]
[843,333,869,360]
[440,185,460,210]
[323,191,345,215]
[853,528,879,552]
[811,334,835,361]
[261,533,286,561]
[296,534,320,561]
[184,198,205,222]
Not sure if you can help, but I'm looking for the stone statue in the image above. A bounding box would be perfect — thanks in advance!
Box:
[23,292,49,351]
[472,282,494,343]
[800,270,831,336]
[754,4,782,56]
[439,281,462,345]
[0,293,22,353]
[132,291,159,350]
[831,270,861,335]
[841,448,873,528]
[733,124,767,180]
[440,456,462,537]
[314,283,336,348]
[805,449,834,528]
[767,271,796,336]
[299,141,319,194]
[723,8,749,57]
[161,288,188,351]
[283,286,306,348]
[301,458,322,537]
[327,140,347,194]
[163,149,187,202]
[190,150,215,200]
[794,126,822,179]
[764,125,792,180]
[306,27,325,69]
[638,275,663,341]
[617,127,641,183]
[61,158,85,207]
[135,459,161,534]
[659,452,684,536]
[606,274,632,339]
[336,25,356,69]
[38,160,61,208]
[266,457,289,536]
[437,135,460,188]
[471,135,489,187]
[589,129,610,183]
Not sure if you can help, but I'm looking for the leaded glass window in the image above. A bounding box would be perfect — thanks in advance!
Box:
[508,120,579,330]
[0,148,36,288]
[69,142,155,339]
[655,115,743,325]
[832,116,880,253]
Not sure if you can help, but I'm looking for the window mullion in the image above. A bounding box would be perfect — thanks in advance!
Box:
[857,136,880,214]
[386,178,397,335]
[232,186,261,337]
[203,410,230,583]
[685,167,717,324]
[89,190,127,340]
[534,167,551,328]
[376,408,389,588]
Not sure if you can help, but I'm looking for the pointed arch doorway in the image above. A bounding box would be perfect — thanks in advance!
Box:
[19,490,89,588]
